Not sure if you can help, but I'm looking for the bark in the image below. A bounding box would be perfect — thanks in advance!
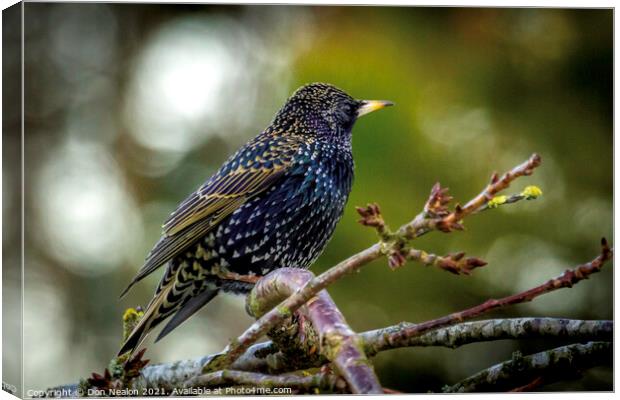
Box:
[444,341,612,393]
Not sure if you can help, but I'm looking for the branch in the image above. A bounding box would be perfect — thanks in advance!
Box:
[405,248,487,275]
[443,341,612,393]
[202,154,543,373]
[184,370,346,394]
[476,185,543,212]
[210,268,382,394]
[400,153,542,238]
[361,318,612,352]
[127,318,613,390]
[199,244,383,373]
[364,239,612,356]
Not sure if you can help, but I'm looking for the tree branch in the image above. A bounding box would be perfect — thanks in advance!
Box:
[361,318,612,351]
[199,244,383,374]
[405,248,487,275]
[399,153,542,238]
[115,317,611,392]
[364,239,612,356]
[184,370,346,394]
[443,341,612,393]
[224,268,381,394]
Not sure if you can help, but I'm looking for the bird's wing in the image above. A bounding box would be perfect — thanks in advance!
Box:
[120,136,302,297]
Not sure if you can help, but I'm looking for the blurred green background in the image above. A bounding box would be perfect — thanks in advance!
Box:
[3,4,612,393]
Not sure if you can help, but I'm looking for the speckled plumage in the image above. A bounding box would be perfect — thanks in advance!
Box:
[119,83,392,356]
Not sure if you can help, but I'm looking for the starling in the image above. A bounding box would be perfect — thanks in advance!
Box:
[118,83,393,356]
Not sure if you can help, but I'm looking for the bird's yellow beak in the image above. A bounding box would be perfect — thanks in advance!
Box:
[357,100,394,117]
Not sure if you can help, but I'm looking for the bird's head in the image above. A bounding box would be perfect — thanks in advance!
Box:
[271,83,393,141]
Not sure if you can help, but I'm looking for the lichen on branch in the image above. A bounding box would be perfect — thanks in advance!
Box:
[444,341,612,393]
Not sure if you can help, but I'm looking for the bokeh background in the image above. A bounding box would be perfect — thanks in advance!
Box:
[2,4,612,393]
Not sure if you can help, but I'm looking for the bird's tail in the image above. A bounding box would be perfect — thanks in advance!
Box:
[118,262,220,357]
[156,288,219,343]
[118,286,174,357]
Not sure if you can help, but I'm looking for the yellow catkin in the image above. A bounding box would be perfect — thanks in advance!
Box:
[487,195,508,208]
[522,185,543,199]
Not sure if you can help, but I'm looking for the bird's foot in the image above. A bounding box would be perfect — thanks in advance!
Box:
[213,270,261,284]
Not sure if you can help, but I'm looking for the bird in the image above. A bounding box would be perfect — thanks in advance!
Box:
[118,82,393,356]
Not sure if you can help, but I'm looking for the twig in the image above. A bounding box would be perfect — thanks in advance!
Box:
[365,239,612,355]
[400,153,542,238]
[443,341,612,393]
[476,185,543,213]
[436,153,542,232]
[361,318,612,353]
[406,248,487,275]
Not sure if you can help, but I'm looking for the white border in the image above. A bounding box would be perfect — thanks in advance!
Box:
[0,2,615,400]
